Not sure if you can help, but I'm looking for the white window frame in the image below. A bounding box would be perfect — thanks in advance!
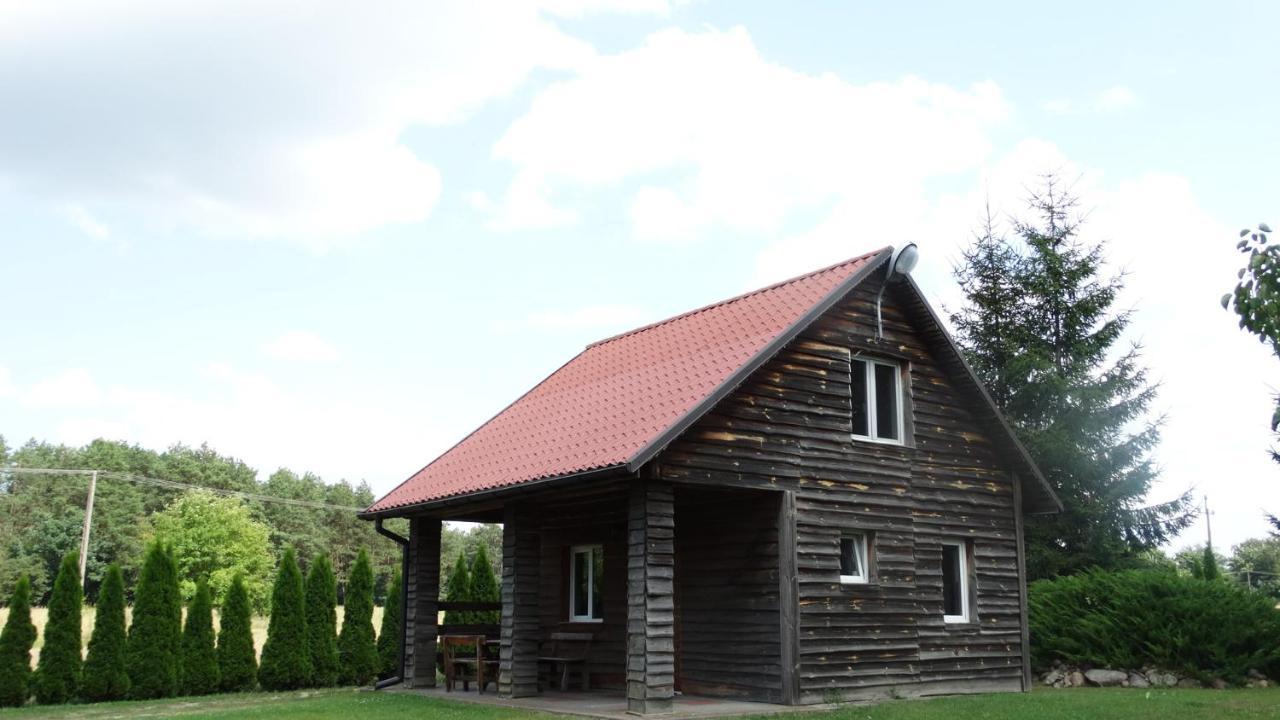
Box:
[941,540,970,624]
[568,544,604,623]
[839,533,870,585]
[851,357,905,445]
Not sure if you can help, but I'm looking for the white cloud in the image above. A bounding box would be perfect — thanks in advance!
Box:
[488,27,1010,242]
[263,331,340,363]
[26,368,102,408]
[1093,84,1137,112]
[526,304,651,329]
[0,366,14,398]
[1042,98,1073,114]
[0,0,660,248]
[65,205,111,241]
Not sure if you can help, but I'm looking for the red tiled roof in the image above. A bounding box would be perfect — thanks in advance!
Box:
[367,248,890,513]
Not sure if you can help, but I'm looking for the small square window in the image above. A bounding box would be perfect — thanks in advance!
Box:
[569,545,603,622]
[941,541,970,623]
[839,533,869,584]
[850,358,903,443]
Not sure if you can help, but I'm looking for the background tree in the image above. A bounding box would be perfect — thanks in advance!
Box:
[81,564,129,701]
[1174,543,1229,580]
[0,576,36,708]
[468,546,499,625]
[377,569,402,679]
[216,574,257,692]
[337,549,378,686]
[953,176,1194,578]
[304,554,340,687]
[32,553,81,704]
[151,490,274,610]
[258,549,311,690]
[126,542,181,699]
[179,580,219,696]
[1223,223,1280,534]
[1228,536,1280,597]
[441,553,472,627]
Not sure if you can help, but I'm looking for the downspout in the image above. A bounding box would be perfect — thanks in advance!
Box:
[374,517,410,690]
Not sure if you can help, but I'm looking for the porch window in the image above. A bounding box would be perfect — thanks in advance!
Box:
[941,540,970,623]
[569,545,603,622]
[839,533,870,584]
[850,357,902,443]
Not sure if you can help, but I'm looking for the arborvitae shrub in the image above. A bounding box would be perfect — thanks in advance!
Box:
[81,564,130,701]
[179,580,220,696]
[304,554,339,687]
[127,542,182,699]
[258,549,311,690]
[33,553,82,704]
[337,549,378,685]
[441,553,471,626]
[0,576,37,708]
[377,569,402,679]
[216,574,257,692]
[1029,568,1280,683]
[468,546,499,625]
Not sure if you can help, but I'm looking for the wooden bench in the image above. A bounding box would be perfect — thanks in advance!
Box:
[441,635,499,693]
[538,632,594,691]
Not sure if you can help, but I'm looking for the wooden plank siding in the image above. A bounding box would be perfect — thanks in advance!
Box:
[654,279,1026,703]
[404,517,441,688]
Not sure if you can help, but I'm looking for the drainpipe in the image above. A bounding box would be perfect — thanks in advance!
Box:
[374,517,410,690]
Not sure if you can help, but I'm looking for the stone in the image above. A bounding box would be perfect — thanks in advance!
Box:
[1247,668,1266,681]
[1068,671,1085,688]
[1211,678,1228,690]
[1147,671,1178,687]
[1128,672,1149,688]
[1177,678,1201,689]
[1084,669,1128,687]
[1041,670,1064,686]
[1247,679,1269,689]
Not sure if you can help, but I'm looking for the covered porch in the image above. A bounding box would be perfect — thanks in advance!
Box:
[399,474,798,715]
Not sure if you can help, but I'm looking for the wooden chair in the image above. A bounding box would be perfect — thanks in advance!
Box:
[537,632,594,691]
[442,635,498,693]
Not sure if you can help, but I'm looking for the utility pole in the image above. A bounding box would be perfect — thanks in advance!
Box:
[1204,495,1213,550]
[79,470,97,589]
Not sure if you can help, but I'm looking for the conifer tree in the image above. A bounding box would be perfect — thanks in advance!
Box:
[33,553,82,704]
[258,549,311,690]
[179,580,219,696]
[304,554,339,687]
[377,569,402,679]
[953,177,1195,578]
[0,576,36,708]
[127,542,182,699]
[337,549,378,685]
[81,564,130,702]
[441,553,472,627]
[468,546,499,625]
[216,574,257,692]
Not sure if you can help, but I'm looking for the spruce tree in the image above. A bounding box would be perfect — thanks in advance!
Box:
[441,553,472,627]
[216,574,257,692]
[0,576,36,708]
[258,549,311,690]
[32,553,82,704]
[468,546,499,625]
[953,176,1195,578]
[377,569,402,679]
[304,554,339,687]
[81,564,130,702]
[127,542,182,699]
[179,580,219,696]
[337,549,378,686]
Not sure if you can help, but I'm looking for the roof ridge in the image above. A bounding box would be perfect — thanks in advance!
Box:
[586,247,890,349]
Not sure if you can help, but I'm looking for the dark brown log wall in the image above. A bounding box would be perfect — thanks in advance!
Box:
[655,278,1025,703]
[404,517,441,688]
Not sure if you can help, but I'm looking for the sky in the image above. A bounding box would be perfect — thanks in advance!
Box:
[2,0,1278,553]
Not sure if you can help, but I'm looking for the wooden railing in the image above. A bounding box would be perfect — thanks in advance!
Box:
[437,600,502,638]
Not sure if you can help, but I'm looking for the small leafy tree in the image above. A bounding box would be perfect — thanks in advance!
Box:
[304,554,339,687]
[441,553,472,626]
[377,569,402,679]
[179,580,220,696]
[216,574,257,692]
[337,549,378,685]
[468,546,500,625]
[151,491,275,609]
[33,553,82,704]
[0,576,36,707]
[258,549,311,690]
[81,564,130,701]
[127,542,182,699]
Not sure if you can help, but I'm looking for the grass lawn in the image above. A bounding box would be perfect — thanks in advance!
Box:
[1,687,1278,720]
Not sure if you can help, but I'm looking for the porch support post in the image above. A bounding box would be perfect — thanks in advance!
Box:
[627,480,675,715]
[500,503,541,698]
[405,516,441,688]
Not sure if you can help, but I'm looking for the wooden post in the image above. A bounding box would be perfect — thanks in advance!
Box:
[777,490,801,705]
[500,503,541,698]
[1012,475,1032,691]
[406,516,441,688]
[78,470,97,589]
[627,480,675,715]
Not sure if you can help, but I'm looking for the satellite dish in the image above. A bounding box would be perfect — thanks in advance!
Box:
[888,242,919,278]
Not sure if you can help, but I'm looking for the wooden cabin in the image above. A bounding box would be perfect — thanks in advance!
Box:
[360,246,1060,714]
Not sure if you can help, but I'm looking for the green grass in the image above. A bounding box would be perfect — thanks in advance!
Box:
[1,687,1278,720]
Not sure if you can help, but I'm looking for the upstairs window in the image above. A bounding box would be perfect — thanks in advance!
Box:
[569,545,604,622]
[851,358,902,443]
[839,533,870,584]
[941,540,970,623]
